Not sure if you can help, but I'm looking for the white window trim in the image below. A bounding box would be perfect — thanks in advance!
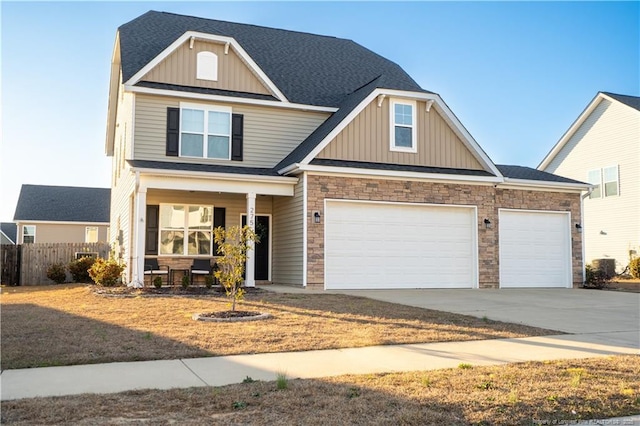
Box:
[22,225,36,244]
[602,165,619,197]
[158,203,214,257]
[389,99,417,153]
[587,168,602,199]
[85,226,99,243]
[196,51,218,81]
[179,102,232,160]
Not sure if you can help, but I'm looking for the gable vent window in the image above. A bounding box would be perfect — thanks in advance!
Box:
[390,99,417,153]
[197,51,218,81]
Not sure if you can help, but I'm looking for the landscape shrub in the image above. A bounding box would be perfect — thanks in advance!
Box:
[629,256,640,279]
[68,256,96,283]
[46,263,67,284]
[153,276,163,289]
[584,264,608,289]
[89,257,125,287]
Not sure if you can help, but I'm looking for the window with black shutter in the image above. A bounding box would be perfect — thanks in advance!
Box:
[145,205,160,254]
[166,108,180,156]
[213,207,226,255]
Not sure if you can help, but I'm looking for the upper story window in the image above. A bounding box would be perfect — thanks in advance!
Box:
[603,165,619,197]
[85,227,99,243]
[588,166,619,199]
[22,225,35,244]
[159,204,213,256]
[180,104,231,160]
[587,169,601,199]
[390,100,417,153]
[196,51,218,81]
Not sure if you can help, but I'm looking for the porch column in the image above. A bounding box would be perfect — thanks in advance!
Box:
[245,192,256,287]
[129,187,147,288]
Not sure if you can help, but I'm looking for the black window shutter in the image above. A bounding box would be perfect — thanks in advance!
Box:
[166,107,180,157]
[145,205,160,255]
[213,207,226,255]
[231,114,243,161]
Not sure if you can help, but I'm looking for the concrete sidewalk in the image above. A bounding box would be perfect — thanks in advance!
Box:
[2,330,637,401]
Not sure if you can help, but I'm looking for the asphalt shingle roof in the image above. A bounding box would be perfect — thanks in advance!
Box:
[127,160,280,176]
[118,11,429,107]
[13,185,111,223]
[1,222,17,244]
[602,92,640,112]
[497,165,587,185]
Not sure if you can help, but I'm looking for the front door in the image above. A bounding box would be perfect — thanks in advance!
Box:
[241,215,270,280]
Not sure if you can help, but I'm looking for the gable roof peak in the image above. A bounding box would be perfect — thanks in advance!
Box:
[600,91,640,112]
[117,10,426,107]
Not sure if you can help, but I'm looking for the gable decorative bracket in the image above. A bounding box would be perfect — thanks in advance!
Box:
[377,94,386,108]
[224,42,230,55]
[425,99,434,112]
[189,36,195,49]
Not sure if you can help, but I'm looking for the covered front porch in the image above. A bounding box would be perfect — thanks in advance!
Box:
[127,166,298,288]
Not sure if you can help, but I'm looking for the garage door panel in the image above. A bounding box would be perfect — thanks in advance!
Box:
[325,201,476,289]
[499,210,571,288]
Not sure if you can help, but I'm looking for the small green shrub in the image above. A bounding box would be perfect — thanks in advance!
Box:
[584,264,609,289]
[275,372,288,390]
[181,274,190,289]
[458,363,472,369]
[89,257,125,287]
[629,256,640,279]
[204,274,215,289]
[153,276,163,289]
[242,376,255,383]
[68,256,96,283]
[232,401,247,410]
[46,263,67,284]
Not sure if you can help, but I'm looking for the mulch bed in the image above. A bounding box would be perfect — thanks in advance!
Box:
[92,285,267,297]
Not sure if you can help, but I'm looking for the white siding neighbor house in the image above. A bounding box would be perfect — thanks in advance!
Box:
[539,92,640,273]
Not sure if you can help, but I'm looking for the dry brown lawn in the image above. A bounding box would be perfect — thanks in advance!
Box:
[2,356,638,425]
[1,284,557,370]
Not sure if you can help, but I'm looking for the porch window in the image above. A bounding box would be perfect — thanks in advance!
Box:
[159,204,213,256]
[180,103,231,160]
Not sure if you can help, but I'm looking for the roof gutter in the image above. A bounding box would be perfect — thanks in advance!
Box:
[130,166,298,184]
[497,177,592,192]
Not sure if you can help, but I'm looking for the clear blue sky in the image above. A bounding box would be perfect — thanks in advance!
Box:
[1,1,638,222]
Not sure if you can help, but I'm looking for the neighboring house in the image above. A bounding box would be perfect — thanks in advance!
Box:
[1,222,17,244]
[106,11,589,290]
[539,92,640,273]
[13,185,111,244]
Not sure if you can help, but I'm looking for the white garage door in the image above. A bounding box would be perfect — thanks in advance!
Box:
[324,200,477,290]
[499,210,571,288]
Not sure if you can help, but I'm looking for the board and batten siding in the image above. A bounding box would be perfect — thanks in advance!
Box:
[272,175,304,285]
[133,94,329,168]
[545,98,640,271]
[141,39,272,96]
[317,98,483,170]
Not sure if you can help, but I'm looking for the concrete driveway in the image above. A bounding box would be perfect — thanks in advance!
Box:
[330,288,639,348]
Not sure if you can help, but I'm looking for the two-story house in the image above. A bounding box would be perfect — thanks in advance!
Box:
[106,11,588,290]
[539,92,640,273]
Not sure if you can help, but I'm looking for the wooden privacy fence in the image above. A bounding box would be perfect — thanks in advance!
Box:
[19,243,111,285]
[1,244,21,286]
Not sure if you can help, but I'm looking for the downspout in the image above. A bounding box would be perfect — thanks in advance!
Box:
[579,187,594,284]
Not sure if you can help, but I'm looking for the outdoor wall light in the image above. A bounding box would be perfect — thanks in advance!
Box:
[483,218,492,229]
[575,223,582,232]
[313,211,321,224]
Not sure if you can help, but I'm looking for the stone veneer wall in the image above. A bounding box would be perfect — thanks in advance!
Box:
[305,175,582,289]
